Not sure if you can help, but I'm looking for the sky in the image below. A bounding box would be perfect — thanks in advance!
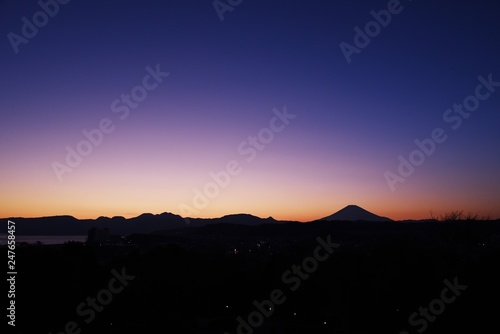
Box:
[1,0,499,221]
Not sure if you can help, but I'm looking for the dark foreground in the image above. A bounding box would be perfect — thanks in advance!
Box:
[8,220,500,334]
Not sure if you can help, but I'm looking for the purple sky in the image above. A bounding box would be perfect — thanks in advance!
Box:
[1,0,499,221]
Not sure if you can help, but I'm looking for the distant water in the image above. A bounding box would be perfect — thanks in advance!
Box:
[0,234,87,245]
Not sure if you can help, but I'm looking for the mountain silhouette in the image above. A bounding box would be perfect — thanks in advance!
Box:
[322,205,393,222]
[5,212,282,236]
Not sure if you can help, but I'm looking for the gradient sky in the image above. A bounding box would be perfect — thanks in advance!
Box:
[1,0,499,221]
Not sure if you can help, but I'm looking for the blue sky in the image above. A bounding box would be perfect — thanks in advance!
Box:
[1,0,499,220]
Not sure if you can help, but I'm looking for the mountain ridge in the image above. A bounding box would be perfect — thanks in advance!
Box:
[2,212,283,236]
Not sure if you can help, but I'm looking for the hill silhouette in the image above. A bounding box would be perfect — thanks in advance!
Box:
[4,212,283,236]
